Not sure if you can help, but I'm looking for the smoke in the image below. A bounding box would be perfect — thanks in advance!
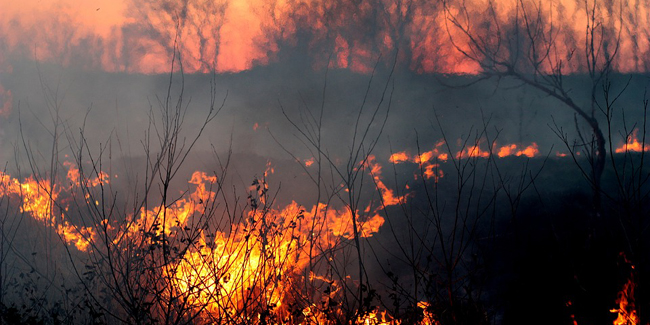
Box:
[0,0,648,191]
[1,3,650,323]
[1,0,648,76]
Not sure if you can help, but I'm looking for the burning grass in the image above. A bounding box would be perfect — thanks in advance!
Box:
[0,155,413,323]
[2,139,648,324]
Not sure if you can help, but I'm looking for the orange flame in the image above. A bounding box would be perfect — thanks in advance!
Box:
[423,164,444,182]
[390,140,448,165]
[0,155,411,321]
[390,141,447,182]
[615,129,649,153]
[497,143,539,158]
[153,156,398,320]
[0,164,101,251]
[354,301,439,325]
[611,276,639,325]
[452,141,540,159]
[455,143,490,159]
[367,155,408,206]
[389,151,410,164]
[64,161,110,187]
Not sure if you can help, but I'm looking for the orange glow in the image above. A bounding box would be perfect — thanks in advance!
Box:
[390,140,541,184]
[611,276,639,325]
[415,151,435,164]
[64,161,110,188]
[497,144,518,157]
[456,143,490,159]
[497,143,539,158]
[1,0,127,38]
[0,162,104,251]
[265,160,275,176]
[417,301,441,325]
[390,140,448,165]
[389,149,446,182]
[367,155,408,206]
[304,157,315,167]
[2,0,648,75]
[389,151,409,164]
[393,141,540,162]
[423,164,444,182]
[517,143,539,158]
[0,155,413,321]
[352,301,439,325]
[566,300,578,325]
[420,140,448,163]
[356,310,390,325]
[149,161,394,320]
[615,129,649,153]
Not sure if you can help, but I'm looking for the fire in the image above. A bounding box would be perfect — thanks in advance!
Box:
[354,301,439,325]
[456,142,540,159]
[391,140,539,182]
[566,300,578,325]
[356,310,391,325]
[0,154,420,322]
[496,143,539,158]
[64,161,110,188]
[390,150,445,181]
[389,141,447,182]
[420,140,448,163]
[611,275,639,325]
[455,143,490,159]
[417,301,440,325]
[169,198,386,320]
[615,129,648,153]
[422,164,444,182]
[136,157,393,321]
[389,151,410,164]
[0,166,99,251]
[367,155,408,206]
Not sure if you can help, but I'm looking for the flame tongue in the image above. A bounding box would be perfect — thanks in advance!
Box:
[0,169,97,251]
[611,275,639,325]
[615,129,649,153]
[0,156,414,322]
[165,157,393,319]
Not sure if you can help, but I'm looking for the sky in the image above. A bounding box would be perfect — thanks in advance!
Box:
[0,0,649,166]
[2,0,650,75]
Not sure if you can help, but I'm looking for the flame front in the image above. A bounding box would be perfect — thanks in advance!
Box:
[0,168,98,251]
[0,155,433,323]
[611,276,640,325]
[615,129,649,154]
